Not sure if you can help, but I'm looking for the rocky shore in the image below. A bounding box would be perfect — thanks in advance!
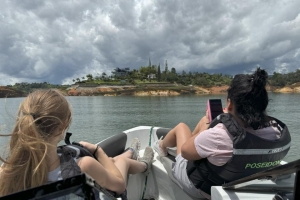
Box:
[0,86,26,98]
[65,84,300,96]
[273,87,300,93]
[66,85,228,96]
[1,84,300,98]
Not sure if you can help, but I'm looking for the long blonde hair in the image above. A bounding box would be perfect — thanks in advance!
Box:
[0,89,72,196]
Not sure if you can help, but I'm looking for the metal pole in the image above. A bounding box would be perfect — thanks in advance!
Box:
[294,169,300,200]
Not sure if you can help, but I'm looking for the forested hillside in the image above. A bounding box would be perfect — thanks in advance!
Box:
[1,66,300,96]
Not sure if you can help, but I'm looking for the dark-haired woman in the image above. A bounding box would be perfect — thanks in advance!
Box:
[153,68,291,199]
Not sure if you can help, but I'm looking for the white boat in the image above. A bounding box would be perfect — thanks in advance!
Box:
[0,126,297,200]
[116,126,297,200]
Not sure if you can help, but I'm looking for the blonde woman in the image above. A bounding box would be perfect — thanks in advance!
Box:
[0,89,153,198]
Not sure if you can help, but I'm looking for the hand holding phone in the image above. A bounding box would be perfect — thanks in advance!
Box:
[207,99,223,123]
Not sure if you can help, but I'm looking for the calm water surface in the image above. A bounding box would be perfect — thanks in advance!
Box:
[0,93,299,162]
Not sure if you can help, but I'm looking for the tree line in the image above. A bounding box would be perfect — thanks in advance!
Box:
[72,60,233,87]
[6,62,300,94]
[269,69,300,86]
[72,61,300,88]
[6,82,69,94]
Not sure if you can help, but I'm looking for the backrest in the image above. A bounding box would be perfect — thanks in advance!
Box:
[156,128,170,140]
[97,133,127,157]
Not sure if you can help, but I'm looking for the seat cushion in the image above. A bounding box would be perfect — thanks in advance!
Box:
[160,156,206,200]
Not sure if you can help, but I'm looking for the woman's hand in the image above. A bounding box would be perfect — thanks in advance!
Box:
[79,141,98,154]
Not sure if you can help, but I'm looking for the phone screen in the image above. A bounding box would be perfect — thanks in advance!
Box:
[207,99,223,122]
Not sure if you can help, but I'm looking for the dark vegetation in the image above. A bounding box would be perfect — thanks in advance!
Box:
[269,70,300,87]
[1,83,69,98]
[70,61,300,88]
[1,60,300,97]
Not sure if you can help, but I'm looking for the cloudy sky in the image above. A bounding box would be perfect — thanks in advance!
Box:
[0,0,299,85]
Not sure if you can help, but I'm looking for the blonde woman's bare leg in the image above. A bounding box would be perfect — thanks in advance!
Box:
[112,137,141,161]
[112,150,132,161]
[113,157,146,183]
[114,146,154,183]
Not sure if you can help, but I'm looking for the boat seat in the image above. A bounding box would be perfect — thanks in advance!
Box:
[97,132,127,157]
[156,127,206,199]
[160,155,206,200]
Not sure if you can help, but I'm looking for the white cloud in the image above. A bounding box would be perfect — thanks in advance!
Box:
[0,0,299,85]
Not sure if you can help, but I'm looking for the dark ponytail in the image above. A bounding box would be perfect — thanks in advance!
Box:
[251,68,268,96]
[228,68,269,129]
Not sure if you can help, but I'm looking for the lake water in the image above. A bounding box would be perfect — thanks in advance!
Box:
[0,93,299,162]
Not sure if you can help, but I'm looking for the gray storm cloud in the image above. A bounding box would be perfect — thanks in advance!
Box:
[0,0,299,85]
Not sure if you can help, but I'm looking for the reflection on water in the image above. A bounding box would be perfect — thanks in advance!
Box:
[0,93,299,162]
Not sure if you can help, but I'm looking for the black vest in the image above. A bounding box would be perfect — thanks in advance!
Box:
[57,144,92,178]
[57,145,127,200]
[186,113,291,195]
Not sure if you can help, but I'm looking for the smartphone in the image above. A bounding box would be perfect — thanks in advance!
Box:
[207,99,223,122]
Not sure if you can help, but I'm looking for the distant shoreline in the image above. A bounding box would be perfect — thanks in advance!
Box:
[66,85,300,96]
[66,85,228,96]
[1,84,300,98]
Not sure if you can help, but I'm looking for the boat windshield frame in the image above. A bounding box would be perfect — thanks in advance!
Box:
[0,174,99,200]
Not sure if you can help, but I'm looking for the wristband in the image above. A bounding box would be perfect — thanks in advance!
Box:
[93,145,100,158]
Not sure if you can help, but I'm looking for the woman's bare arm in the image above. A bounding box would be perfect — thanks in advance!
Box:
[181,133,203,160]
